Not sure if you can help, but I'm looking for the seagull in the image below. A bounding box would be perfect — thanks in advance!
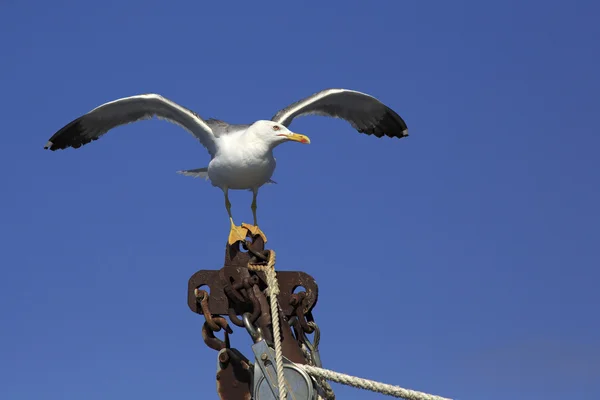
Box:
[44,88,408,245]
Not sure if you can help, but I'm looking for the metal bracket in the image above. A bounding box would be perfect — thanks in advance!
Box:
[187,235,318,319]
[188,268,318,318]
[189,236,322,398]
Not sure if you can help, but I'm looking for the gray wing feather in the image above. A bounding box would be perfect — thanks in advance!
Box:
[44,94,218,155]
[205,118,251,136]
[271,88,408,139]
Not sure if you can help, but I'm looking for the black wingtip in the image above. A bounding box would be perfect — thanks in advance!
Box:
[44,118,93,151]
[384,109,409,139]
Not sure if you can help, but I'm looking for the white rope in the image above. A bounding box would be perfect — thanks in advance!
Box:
[248,251,287,399]
[300,324,336,400]
[249,250,449,400]
[298,364,452,400]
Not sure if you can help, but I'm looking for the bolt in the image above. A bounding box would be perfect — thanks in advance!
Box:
[261,353,268,361]
[219,351,230,364]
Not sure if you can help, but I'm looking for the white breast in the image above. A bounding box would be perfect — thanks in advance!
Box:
[207,134,276,190]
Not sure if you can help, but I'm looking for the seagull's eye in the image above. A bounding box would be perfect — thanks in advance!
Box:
[272,125,281,131]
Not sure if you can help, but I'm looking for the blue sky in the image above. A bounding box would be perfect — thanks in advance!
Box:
[1,0,599,399]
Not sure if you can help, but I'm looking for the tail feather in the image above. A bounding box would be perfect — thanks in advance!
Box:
[176,168,209,180]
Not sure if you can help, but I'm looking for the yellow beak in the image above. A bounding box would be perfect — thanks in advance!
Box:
[285,132,311,144]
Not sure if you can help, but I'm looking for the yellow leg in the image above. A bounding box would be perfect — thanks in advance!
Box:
[242,189,267,243]
[225,188,248,245]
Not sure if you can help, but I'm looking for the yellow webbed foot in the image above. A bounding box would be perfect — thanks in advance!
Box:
[241,223,268,243]
[228,222,249,245]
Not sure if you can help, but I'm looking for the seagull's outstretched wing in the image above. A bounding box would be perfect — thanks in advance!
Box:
[271,88,408,138]
[44,94,218,155]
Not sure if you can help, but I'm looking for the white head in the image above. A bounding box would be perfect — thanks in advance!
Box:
[247,120,311,148]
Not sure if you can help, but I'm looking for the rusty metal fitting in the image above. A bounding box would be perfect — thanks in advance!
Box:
[202,316,232,351]
[216,348,253,400]
[242,240,269,262]
[289,296,299,307]
[227,277,261,325]
[289,291,305,307]
[228,307,246,327]
[246,289,261,323]
[224,283,246,304]
[248,275,260,286]
[188,268,318,320]
[289,291,308,307]
[195,289,220,332]
[295,305,315,334]
[219,350,230,365]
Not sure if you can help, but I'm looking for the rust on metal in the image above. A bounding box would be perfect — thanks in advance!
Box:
[275,306,307,364]
[202,316,232,351]
[218,351,230,364]
[187,235,319,319]
[289,291,307,307]
[216,348,252,400]
[189,234,318,394]
[226,234,266,267]
[188,269,318,318]
[195,289,220,332]
[246,283,306,364]
[293,294,315,334]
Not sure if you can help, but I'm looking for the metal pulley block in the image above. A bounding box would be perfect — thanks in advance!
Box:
[244,314,317,400]
[251,339,317,400]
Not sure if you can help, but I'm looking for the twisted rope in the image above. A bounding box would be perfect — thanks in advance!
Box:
[248,249,450,400]
[248,250,287,399]
[298,364,452,400]
[303,321,335,399]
